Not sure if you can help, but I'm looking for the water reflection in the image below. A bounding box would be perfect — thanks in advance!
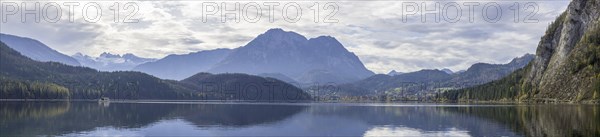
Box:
[363,126,470,137]
[0,102,598,137]
[444,105,600,137]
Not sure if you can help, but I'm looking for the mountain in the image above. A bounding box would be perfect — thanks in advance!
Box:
[442,0,600,103]
[207,28,374,84]
[72,52,156,71]
[312,54,534,98]
[387,70,404,76]
[322,69,453,96]
[131,29,373,83]
[0,33,80,66]
[181,73,311,101]
[133,49,232,80]
[0,41,310,101]
[449,54,534,87]
[387,68,451,76]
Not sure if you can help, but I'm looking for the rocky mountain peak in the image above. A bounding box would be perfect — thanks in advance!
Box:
[99,52,120,58]
[250,28,307,48]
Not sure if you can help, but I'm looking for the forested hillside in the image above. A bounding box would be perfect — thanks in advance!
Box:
[0,42,199,99]
[181,73,311,100]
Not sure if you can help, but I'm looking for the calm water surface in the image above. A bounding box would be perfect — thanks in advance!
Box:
[0,101,598,137]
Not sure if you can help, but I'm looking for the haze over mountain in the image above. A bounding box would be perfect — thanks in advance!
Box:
[442,0,600,102]
[133,49,232,80]
[0,33,80,66]
[441,69,453,74]
[258,73,299,85]
[72,52,156,71]
[207,28,374,84]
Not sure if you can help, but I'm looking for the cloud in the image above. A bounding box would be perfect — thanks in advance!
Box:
[0,0,570,73]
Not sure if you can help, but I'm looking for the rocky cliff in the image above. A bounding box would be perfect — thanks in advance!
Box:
[523,0,600,102]
[442,0,600,102]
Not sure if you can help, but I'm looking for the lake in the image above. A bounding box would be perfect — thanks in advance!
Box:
[1,101,598,137]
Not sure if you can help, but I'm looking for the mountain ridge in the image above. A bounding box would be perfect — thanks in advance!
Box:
[0,33,80,66]
[133,48,233,80]
[311,54,534,98]
[72,52,156,71]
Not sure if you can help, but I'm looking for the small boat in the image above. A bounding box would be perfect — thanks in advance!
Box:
[98,97,110,102]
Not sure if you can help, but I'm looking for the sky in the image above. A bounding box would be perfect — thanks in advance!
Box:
[0,0,570,74]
